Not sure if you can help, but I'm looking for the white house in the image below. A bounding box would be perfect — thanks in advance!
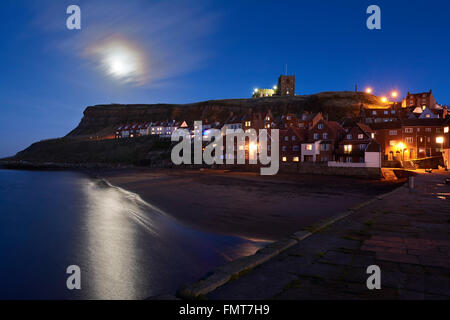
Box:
[301,141,322,162]
[328,141,381,168]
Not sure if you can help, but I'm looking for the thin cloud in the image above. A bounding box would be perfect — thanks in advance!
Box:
[35,0,218,87]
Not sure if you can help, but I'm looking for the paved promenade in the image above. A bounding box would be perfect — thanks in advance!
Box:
[206,170,450,300]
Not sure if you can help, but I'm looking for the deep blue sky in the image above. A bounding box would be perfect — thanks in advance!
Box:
[1,0,449,157]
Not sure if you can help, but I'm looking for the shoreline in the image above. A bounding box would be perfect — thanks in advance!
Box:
[1,162,404,241]
[93,167,404,241]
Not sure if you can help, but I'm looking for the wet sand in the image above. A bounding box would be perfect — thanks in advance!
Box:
[98,168,403,241]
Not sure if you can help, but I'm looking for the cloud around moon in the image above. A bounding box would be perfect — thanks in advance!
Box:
[85,37,148,85]
[38,0,218,87]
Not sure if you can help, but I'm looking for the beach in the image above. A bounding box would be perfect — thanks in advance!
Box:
[98,168,403,241]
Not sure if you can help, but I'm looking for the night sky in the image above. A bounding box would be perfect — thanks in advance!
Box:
[1,0,449,157]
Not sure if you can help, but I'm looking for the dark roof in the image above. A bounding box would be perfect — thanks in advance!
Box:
[400,118,445,126]
[327,121,346,134]
[366,140,381,152]
[340,117,357,128]
[369,122,402,130]
[356,123,374,134]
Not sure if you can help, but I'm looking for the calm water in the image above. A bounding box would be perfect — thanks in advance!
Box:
[0,169,267,299]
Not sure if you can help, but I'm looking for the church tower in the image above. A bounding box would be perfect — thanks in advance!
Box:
[276,75,295,96]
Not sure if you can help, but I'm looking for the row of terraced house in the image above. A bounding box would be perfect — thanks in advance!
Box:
[114,95,450,169]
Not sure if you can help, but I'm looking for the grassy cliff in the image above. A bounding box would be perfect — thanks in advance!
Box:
[7,91,384,165]
[68,91,383,138]
[11,136,171,165]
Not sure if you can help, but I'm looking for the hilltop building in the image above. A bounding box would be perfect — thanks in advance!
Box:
[252,75,295,98]
[402,90,437,109]
[276,75,295,96]
[253,88,276,98]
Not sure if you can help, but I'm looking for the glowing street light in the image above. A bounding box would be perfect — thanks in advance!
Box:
[397,142,406,160]
[391,91,398,98]
[436,136,444,152]
[381,96,388,103]
[365,87,373,94]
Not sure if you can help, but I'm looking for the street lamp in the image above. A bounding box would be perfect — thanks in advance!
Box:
[365,87,373,94]
[391,91,399,104]
[436,136,444,152]
[381,96,387,103]
[397,142,406,160]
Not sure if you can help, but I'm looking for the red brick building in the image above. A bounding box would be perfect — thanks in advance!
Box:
[370,119,446,160]
[304,119,346,162]
[336,124,375,163]
[402,90,437,109]
[280,127,307,163]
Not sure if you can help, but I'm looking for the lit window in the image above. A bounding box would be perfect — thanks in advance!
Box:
[293,157,299,162]
[306,144,313,151]
[282,157,287,162]
[358,134,364,139]
[444,127,449,133]
[344,145,352,153]
[371,133,375,139]
[390,140,396,146]
[405,128,413,133]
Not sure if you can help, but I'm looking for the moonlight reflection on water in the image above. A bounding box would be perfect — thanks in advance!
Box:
[0,170,268,299]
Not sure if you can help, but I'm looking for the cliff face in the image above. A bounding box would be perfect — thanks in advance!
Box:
[7,91,384,163]
[67,92,384,137]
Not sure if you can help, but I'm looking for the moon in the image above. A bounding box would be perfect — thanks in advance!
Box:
[86,38,147,84]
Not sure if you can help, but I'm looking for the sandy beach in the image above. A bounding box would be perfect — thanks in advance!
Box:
[98,169,403,241]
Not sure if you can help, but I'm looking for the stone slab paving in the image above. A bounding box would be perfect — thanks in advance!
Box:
[206,171,450,300]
